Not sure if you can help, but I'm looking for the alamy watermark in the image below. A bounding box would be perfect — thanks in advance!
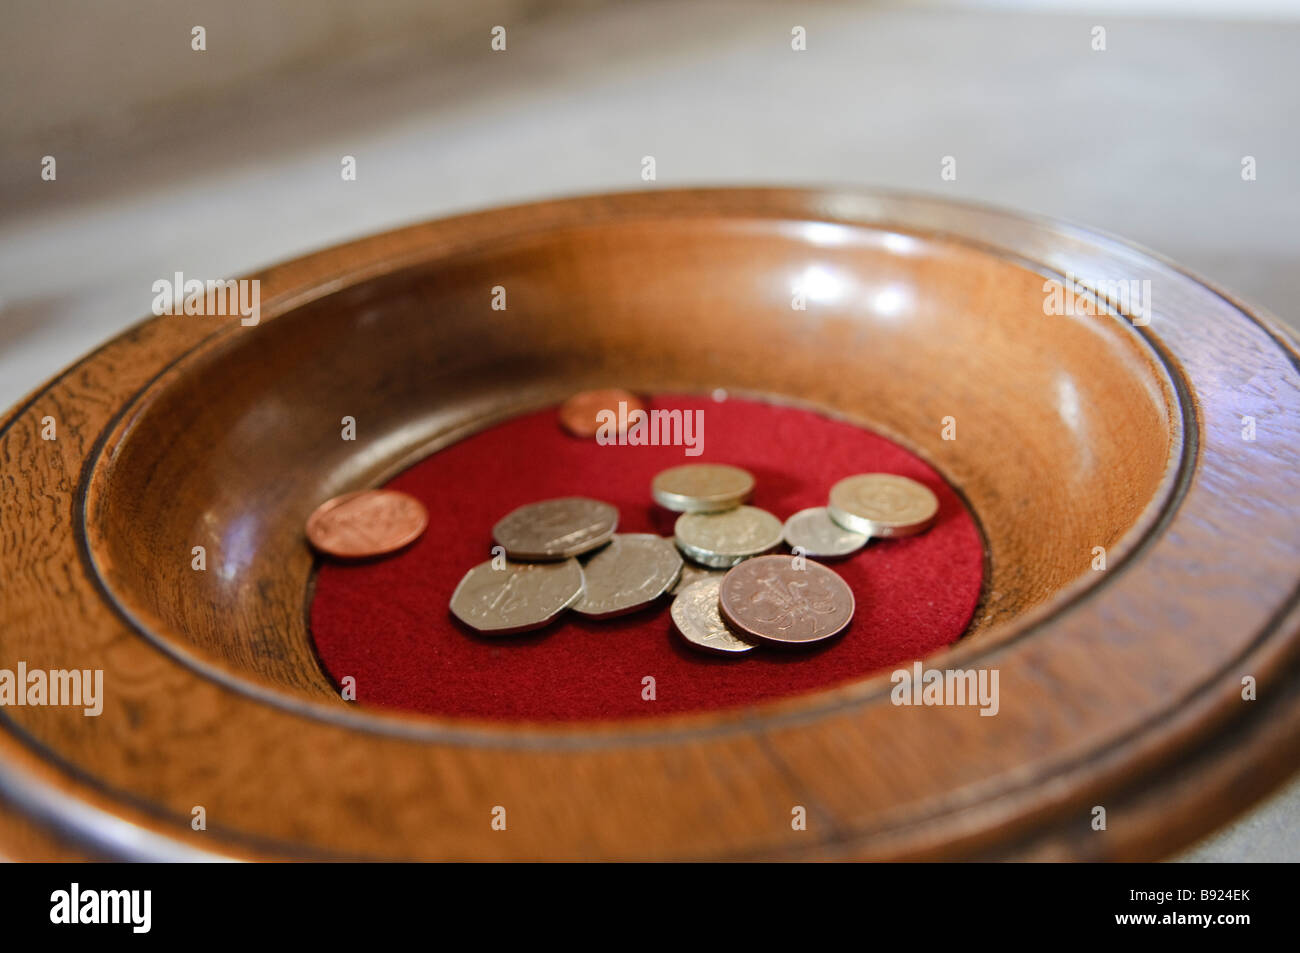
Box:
[50,883,150,933]
[152,271,260,326]
[1043,272,1151,326]
[595,401,704,456]
[0,662,103,716]
[890,661,999,716]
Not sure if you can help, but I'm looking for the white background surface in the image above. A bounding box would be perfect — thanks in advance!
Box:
[1,1,1296,860]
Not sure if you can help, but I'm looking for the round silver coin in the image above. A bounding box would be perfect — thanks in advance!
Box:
[827,473,939,538]
[651,463,755,513]
[670,562,727,595]
[573,534,683,618]
[492,496,618,560]
[671,577,758,655]
[673,505,783,568]
[782,506,869,558]
[449,558,584,634]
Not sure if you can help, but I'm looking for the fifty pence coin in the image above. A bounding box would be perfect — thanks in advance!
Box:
[827,473,939,538]
[492,497,618,560]
[574,534,683,618]
[719,555,854,648]
[559,388,646,438]
[306,489,428,559]
[671,562,726,595]
[674,505,783,568]
[671,577,758,655]
[782,506,868,558]
[449,558,584,634]
[652,463,755,513]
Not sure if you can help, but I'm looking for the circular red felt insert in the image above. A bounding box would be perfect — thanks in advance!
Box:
[310,394,984,721]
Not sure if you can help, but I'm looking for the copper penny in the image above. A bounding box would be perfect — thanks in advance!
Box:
[305,490,428,559]
[559,388,646,438]
[718,555,854,648]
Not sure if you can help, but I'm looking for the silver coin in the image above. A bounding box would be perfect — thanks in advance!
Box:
[573,534,683,618]
[492,496,618,560]
[651,463,755,513]
[449,558,584,634]
[782,506,869,558]
[674,505,783,568]
[671,577,758,655]
[675,539,750,569]
[670,562,727,595]
[827,473,939,538]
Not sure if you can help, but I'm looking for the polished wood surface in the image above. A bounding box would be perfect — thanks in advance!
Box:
[1,188,1297,860]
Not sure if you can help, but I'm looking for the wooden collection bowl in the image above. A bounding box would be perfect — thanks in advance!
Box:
[1,188,1297,860]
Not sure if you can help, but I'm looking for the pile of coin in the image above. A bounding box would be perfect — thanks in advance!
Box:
[305,389,941,657]
[447,496,682,634]
[657,464,935,654]
[441,461,938,656]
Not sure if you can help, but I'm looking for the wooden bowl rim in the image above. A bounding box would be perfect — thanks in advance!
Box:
[75,192,1187,742]
[2,187,1298,861]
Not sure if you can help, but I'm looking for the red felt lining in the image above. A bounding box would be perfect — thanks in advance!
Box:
[309,394,984,721]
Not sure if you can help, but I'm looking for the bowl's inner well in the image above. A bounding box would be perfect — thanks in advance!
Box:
[310,394,986,720]
[85,216,1178,709]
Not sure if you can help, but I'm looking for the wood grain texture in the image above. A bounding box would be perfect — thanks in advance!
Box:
[0,188,1297,860]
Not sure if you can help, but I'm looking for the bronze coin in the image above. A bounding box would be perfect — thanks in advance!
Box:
[718,555,854,647]
[305,489,428,559]
[559,388,646,438]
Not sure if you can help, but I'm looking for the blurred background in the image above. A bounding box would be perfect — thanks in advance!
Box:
[1,0,1297,860]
